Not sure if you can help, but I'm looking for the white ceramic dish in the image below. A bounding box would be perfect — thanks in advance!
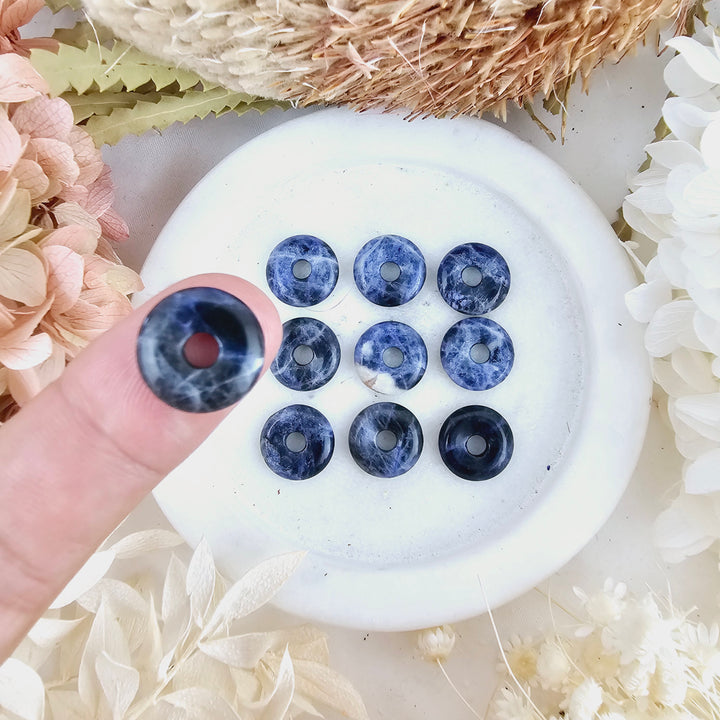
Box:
[137,109,651,630]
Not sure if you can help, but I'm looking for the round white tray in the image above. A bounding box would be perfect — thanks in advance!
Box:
[137,109,651,630]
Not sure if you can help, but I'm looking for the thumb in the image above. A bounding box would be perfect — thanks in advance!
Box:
[0,273,281,661]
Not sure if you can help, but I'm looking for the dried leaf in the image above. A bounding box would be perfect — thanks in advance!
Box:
[95,651,140,720]
[47,689,93,720]
[203,552,305,638]
[77,579,149,652]
[169,651,236,705]
[260,648,294,720]
[0,658,45,720]
[78,600,132,712]
[159,687,243,720]
[108,530,184,559]
[83,89,254,146]
[27,616,86,648]
[49,549,115,608]
[186,538,216,627]
[199,633,274,669]
[31,41,203,97]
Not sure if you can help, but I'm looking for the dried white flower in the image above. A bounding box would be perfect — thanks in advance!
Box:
[499,634,539,684]
[566,678,603,720]
[417,625,456,661]
[536,640,571,691]
[493,686,541,720]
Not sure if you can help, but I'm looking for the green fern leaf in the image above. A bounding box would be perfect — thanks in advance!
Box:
[44,0,81,12]
[83,89,258,145]
[53,21,115,50]
[62,91,159,123]
[31,41,205,97]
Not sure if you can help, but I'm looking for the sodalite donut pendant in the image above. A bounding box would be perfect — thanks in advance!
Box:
[441,317,514,391]
[266,235,339,307]
[353,234,426,306]
[137,286,265,413]
[349,402,423,478]
[438,405,514,480]
[261,404,334,480]
[354,321,427,394]
[271,317,341,391]
[437,243,510,315]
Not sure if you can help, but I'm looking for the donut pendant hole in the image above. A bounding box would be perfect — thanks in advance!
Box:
[292,259,312,280]
[292,344,315,366]
[465,434,488,457]
[461,265,483,287]
[375,429,398,452]
[470,343,491,364]
[382,346,405,369]
[380,261,401,282]
[285,431,308,453]
[182,332,220,369]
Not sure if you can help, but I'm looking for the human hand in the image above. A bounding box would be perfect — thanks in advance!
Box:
[0,274,282,662]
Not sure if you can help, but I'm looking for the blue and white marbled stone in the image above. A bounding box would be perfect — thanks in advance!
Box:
[353,234,426,306]
[348,402,423,478]
[437,243,510,315]
[271,317,341,391]
[266,235,339,307]
[136,286,264,413]
[260,404,334,480]
[438,405,514,481]
[354,321,427,394]
[440,317,514,390]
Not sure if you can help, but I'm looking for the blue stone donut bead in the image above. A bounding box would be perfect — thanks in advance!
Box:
[136,286,264,413]
[353,234,426,306]
[349,402,423,478]
[438,406,514,481]
[260,405,334,480]
[440,317,514,391]
[354,321,427,395]
[266,235,339,307]
[271,317,341,391]
[437,243,510,315]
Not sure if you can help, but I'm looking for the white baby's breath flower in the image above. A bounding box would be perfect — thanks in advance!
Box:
[498,634,538,684]
[417,625,456,661]
[493,686,541,720]
[566,678,603,720]
[536,640,571,690]
[681,621,720,687]
[650,651,688,706]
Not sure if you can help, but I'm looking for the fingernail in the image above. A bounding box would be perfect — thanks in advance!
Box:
[136,287,265,413]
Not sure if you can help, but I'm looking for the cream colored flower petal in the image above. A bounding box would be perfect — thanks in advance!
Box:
[664,53,716,98]
[666,36,720,86]
[671,347,719,392]
[0,115,24,174]
[0,54,48,102]
[159,687,243,720]
[40,224,98,255]
[107,529,184,559]
[0,330,51,369]
[674,393,720,441]
[694,310,720,356]
[0,246,46,305]
[13,158,49,203]
[0,183,31,243]
[52,201,101,236]
[0,658,45,720]
[625,279,672,323]
[655,493,719,561]
[95,651,140,720]
[701,119,720,169]
[684,168,720,215]
[105,264,142,294]
[645,299,698,357]
[684,448,720,494]
[0,294,52,346]
[646,138,704,170]
[49,550,116,609]
[98,206,129,242]
[43,244,84,314]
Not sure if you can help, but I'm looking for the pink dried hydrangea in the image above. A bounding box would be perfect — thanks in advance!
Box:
[0,14,141,421]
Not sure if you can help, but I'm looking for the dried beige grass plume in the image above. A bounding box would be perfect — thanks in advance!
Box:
[82,0,692,118]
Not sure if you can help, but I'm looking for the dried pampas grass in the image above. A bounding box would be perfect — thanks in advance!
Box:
[81,0,693,119]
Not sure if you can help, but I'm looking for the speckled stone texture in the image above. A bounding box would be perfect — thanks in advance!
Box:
[440,317,514,391]
[260,404,335,480]
[438,405,514,480]
[136,287,264,413]
[354,321,427,395]
[353,234,426,307]
[437,243,510,315]
[349,402,423,478]
[266,235,339,307]
[271,317,341,391]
